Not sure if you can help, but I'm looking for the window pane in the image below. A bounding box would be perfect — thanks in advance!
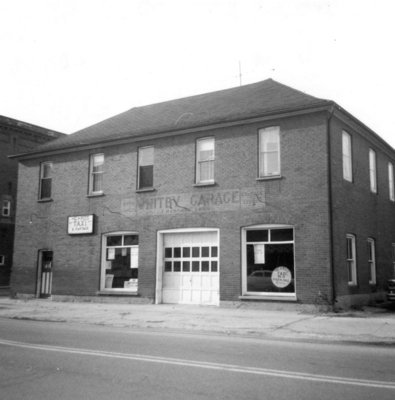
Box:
[174,247,181,258]
[192,261,200,271]
[197,138,214,183]
[342,131,352,181]
[192,247,200,257]
[246,243,294,293]
[174,261,181,272]
[259,127,280,177]
[105,247,137,288]
[202,261,209,271]
[211,246,218,257]
[389,163,395,201]
[182,261,190,272]
[42,163,52,178]
[93,173,103,192]
[165,248,172,258]
[199,160,214,181]
[124,235,139,245]
[182,247,190,257]
[271,229,293,242]
[165,261,172,272]
[40,178,52,199]
[211,261,218,272]
[139,147,154,166]
[139,165,153,188]
[93,154,104,168]
[202,247,209,257]
[246,230,268,242]
[107,236,122,246]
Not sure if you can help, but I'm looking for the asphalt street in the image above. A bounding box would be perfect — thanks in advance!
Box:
[0,319,394,400]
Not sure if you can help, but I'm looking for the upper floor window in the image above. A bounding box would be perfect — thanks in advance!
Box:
[392,243,395,277]
[346,234,357,285]
[259,127,280,178]
[1,200,11,217]
[39,162,53,200]
[196,137,215,184]
[367,238,376,285]
[369,149,377,193]
[89,154,104,195]
[138,146,154,189]
[342,131,352,182]
[388,163,394,201]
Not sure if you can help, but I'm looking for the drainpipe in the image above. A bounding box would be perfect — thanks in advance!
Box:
[326,105,336,307]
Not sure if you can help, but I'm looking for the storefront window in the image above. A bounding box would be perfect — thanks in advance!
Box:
[101,232,139,292]
[242,226,295,295]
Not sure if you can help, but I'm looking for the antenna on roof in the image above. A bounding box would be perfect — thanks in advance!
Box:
[238,61,242,86]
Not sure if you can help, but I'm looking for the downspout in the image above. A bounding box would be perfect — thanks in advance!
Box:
[326,105,336,307]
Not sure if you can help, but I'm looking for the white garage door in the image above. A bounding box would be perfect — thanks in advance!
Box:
[162,231,219,305]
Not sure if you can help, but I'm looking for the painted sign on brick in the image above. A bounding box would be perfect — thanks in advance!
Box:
[121,187,265,216]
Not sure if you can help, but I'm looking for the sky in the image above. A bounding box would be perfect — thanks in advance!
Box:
[0,0,394,147]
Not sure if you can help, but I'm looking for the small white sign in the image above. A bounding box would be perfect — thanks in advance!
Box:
[271,266,292,288]
[68,215,94,235]
[253,244,265,264]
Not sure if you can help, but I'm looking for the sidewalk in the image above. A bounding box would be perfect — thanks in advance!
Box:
[0,298,394,344]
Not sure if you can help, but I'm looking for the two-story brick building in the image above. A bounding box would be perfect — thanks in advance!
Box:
[10,79,395,308]
[0,116,63,289]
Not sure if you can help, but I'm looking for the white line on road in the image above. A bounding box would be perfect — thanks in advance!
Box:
[1,338,394,390]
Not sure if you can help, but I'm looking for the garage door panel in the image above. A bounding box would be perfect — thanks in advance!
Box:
[162,231,219,306]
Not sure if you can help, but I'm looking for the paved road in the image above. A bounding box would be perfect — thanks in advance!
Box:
[0,319,394,399]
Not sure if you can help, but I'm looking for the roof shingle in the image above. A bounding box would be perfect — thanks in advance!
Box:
[29,78,330,153]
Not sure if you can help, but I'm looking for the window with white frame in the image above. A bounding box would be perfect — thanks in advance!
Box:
[346,234,357,285]
[101,232,139,292]
[196,137,215,184]
[367,238,376,285]
[392,243,395,278]
[342,131,353,182]
[1,200,11,217]
[259,127,280,178]
[138,146,154,189]
[0,255,5,265]
[389,163,394,201]
[39,162,53,200]
[242,226,295,296]
[369,149,377,193]
[89,154,104,195]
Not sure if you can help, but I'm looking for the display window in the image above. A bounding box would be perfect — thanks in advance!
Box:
[101,232,138,292]
[242,225,295,296]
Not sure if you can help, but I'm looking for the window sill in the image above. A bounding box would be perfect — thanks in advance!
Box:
[347,283,358,287]
[193,182,217,187]
[256,176,282,181]
[37,198,53,203]
[239,294,297,302]
[97,290,139,296]
[136,187,156,193]
[87,193,105,198]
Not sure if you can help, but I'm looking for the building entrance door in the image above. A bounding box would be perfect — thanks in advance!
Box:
[37,250,53,298]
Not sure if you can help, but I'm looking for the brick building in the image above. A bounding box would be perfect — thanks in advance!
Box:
[10,79,395,308]
[0,116,64,287]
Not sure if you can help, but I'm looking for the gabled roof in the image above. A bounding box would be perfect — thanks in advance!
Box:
[16,78,332,156]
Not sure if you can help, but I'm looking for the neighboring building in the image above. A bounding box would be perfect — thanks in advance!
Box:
[0,116,64,288]
[9,79,395,309]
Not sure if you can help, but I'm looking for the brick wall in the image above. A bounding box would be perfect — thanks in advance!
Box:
[330,115,395,307]
[12,112,333,304]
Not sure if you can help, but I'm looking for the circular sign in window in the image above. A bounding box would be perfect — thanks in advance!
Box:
[271,266,292,288]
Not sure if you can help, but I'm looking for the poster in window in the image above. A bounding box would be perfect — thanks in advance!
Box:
[107,248,115,260]
[130,248,139,268]
[253,244,265,264]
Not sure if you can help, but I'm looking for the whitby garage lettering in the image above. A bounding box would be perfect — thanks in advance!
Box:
[121,188,265,215]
